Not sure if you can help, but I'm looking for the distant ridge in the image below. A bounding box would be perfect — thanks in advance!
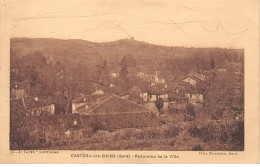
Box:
[10,37,244,70]
[11,37,243,50]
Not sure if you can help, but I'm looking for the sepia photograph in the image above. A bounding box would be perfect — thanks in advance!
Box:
[9,1,245,151]
[1,0,259,164]
[9,38,244,151]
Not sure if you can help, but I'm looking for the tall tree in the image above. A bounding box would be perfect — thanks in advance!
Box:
[211,58,215,69]
[120,53,136,67]
[120,66,129,81]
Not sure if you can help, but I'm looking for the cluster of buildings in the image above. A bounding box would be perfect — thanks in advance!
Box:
[108,69,208,112]
[10,66,209,119]
[10,68,56,117]
[12,59,243,143]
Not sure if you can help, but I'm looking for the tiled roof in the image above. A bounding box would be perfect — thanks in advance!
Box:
[168,91,186,99]
[189,72,206,81]
[11,97,53,112]
[77,94,156,115]
[23,97,53,110]
[72,94,105,103]
[106,86,128,96]
[149,84,169,94]
[185,87,199,94]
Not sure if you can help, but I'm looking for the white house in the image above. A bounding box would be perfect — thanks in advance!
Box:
[182,72,206,87]
[185,93,204,106]
[109,67,121,78]
[109,72,119,78]
[72,102,89,114]
[217,68,226,73]
[148,84,169,102]
[139,92,148,102]
[182,77,197,87]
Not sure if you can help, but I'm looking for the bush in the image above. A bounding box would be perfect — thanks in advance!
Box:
[188,120,244,150]
[188,124,202,137]
[192,145,204,151]
[186,104,195,117]
[230,121,244,148]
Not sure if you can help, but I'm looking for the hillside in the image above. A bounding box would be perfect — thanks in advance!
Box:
[10,37,243,69]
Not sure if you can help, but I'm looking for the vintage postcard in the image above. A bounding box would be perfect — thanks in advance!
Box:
[0,0,259,164]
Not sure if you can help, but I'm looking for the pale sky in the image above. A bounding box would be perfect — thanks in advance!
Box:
[10,0,252,48]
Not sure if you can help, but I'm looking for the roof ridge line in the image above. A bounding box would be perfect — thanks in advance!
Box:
[87,95,113,114]
[110,94,158,113]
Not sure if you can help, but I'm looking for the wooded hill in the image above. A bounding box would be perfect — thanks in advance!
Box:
[10,37,243,70]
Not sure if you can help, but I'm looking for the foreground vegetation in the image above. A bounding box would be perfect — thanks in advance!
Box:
[10,109,244,151]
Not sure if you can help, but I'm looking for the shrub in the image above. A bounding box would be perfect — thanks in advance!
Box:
[188,124,201,137]
[188,120,244,150]
[230,121,244,149]
[192,145,204,151]
[186,104,195,117]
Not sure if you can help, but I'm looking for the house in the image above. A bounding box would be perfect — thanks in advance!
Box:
[76,94,161,130]
[71,93,106,114]
[182,72,206,87]
[24,97,55,116]
[10,81,29,99]
[110,72,120,78]
[10,68,19,75]
[184,88,204,106]
[177,81,191,90]
[136,72,157,82]
[109,67,121,78]
[10,68,19,74]
[139,84,150,102]
[144,84,170,111]
[11,97,55,116]
[136,72,146,79]
[148,84,169,102]
[71,96,88,114]
[92,89,104,95]
[11,87,26,99]
[182,76,198,87]
[190,71,206,81]
[217,68,226,73]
